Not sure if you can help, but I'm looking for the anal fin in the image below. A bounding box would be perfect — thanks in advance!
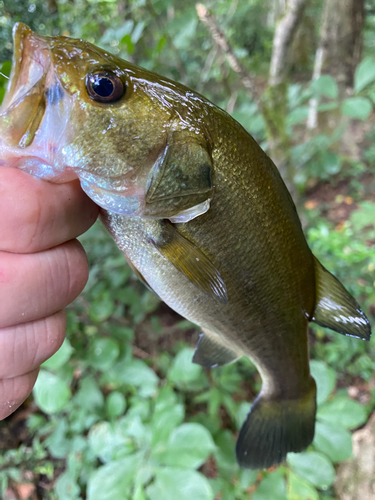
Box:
[192,332,240,368]
[312,256,371,340]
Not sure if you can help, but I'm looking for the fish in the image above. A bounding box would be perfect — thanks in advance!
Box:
[0,23,372,469]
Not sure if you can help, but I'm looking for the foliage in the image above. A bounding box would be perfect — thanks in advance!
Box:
[0,1,375,499]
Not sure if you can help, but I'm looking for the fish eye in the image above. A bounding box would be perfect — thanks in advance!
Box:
[86,70,125,103]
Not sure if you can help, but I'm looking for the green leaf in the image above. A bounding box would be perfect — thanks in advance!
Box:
[310,75,338,99]
[45,418,71,459]
[341,97,373,119]
[106,391,127,418]
[74,375,104,411]
[168,348,202,386]
[320,150,342,176]
[33,370,71,414]
[43,338,73,371]
[213,430,238,480]
[287,471,318,500]
[253,470,287,500]
[151,401,185,446]
[55,471,80,500]
[239,469,258,490]
[89,292,116,322]
[236,401,251,430]
[118,414,151,446]
[354,57,375,93]
[87,455,141,500]
[287,451,335,488]
[87,337,119,370]
[119,359,159,397]
[313,421,352,463]
[146,468,214,500]
[350,202,375,230]
[154,422,215,469]
[309,360,336,405]
[317,395,367,429]
[88,421,133,462]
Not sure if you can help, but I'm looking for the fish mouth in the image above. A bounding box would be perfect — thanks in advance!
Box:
[0,23,51,147]
[0,23,77,181]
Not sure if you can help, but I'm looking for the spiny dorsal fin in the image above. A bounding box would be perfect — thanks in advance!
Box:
[152,221,228,304]
[192,332,240,368]
[312,256,371,340]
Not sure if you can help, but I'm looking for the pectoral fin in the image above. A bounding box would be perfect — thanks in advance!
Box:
[193,332,240,368]
[312,256,371,340]
[152,221,228,304]
[144,130,213,219]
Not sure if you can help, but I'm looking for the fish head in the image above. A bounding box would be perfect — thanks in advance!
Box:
[0,23,213,219]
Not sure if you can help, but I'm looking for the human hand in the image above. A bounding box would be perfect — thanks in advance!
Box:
[0,167,99,419]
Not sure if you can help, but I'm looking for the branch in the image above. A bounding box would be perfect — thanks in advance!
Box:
[269,0,309,86]
[196,3,261,106]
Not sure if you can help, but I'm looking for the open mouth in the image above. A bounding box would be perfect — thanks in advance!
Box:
[0,23,51,148]
[0,23,78,182]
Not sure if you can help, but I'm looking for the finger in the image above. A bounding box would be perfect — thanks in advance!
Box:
[0,239,88,328]
[0,368,39,420]
[0,310,66,379]
[0,167,99,253]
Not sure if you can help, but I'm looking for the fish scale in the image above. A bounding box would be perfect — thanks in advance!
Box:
[0,22,371,470]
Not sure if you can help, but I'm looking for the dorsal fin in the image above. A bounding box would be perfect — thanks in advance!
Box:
[192,332,240,368]
[312,256,371,340]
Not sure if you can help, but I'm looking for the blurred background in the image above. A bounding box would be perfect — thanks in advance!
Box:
[0,0,375,499]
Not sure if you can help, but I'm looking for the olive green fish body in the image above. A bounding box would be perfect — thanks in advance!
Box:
[0,23,371,469]
[101,111,316,390]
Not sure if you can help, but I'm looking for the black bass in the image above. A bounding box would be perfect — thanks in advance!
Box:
[0,23,371,469]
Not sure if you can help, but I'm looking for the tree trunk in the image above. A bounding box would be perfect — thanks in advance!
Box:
[314,0,365,94]
[307,0,365,134]
[263,0,309,195]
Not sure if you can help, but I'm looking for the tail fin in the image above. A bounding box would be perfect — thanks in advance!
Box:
[312,257,371,340]
[236,380,316,469]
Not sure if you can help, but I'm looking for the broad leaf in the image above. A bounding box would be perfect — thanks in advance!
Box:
[87,455,141,500]
[168,348,203,386]
[313,421,352,462]
[43,339,73,371]
[310,360,336,406]
[146,468,214,500]
[317,395,367,429]
[154,422,215,469]
[106,391,127,418]
[253,469,287,500]
[310,75,338,99]
[33,370,71,414]
[287,451,335,488]
[287,471,318,500]
[87,337,119,370]
[341,97,373,119]
[354,57,375,93]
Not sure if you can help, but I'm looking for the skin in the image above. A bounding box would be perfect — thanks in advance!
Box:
[0,167,99,420]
